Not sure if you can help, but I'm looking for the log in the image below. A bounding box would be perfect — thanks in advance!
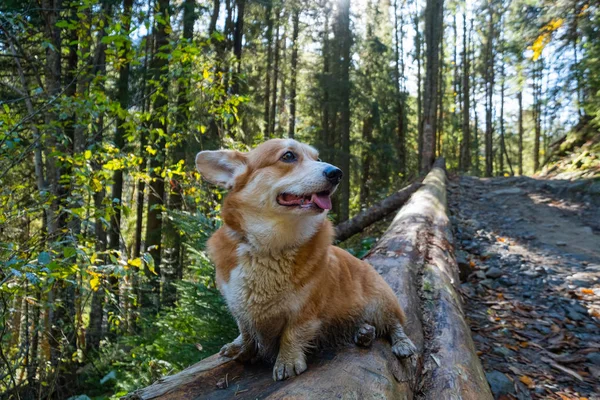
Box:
[335,180,422,242]
[123,158,491,400]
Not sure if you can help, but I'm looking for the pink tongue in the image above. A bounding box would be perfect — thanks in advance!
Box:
[311,193,332,210]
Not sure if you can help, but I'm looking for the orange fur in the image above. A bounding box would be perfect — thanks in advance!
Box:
[198,139,414,381]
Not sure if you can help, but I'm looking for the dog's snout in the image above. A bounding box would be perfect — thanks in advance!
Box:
[323,166,343,185]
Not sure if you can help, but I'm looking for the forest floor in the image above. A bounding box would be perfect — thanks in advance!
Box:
[448,175,600,400]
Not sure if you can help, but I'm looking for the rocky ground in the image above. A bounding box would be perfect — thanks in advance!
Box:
[448,175,600,400]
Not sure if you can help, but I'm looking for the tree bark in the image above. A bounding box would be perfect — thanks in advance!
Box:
[359,109,374,208]
[232,0,245,95]
[533,61,542,172]
[337,0,351,222]
[269,12,281,137]
[484,6,495,177]
[209,0,220,35]
[109,0,134,254]
[264,1,274,137]
[394,0,406,175]
[123,158,491,400]
[163,0,195,308]
[518,91,523,175]
[143,0,171,314]
[415,13,423,169]
[288,7,299,138]
[459,12,471,172]
[420,0,444,173]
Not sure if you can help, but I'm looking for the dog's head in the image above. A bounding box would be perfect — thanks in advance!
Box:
[196,139,342,243]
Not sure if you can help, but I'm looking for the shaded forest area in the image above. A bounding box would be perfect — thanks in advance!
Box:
[0,0,598,398]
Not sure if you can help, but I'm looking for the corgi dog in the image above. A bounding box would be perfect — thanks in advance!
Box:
[196,139,415,381]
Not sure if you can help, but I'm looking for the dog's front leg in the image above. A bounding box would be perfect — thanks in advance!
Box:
[220,322,256,362]
[272,319,321,381]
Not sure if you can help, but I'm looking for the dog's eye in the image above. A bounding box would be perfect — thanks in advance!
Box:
[280,151,297,163]
[317,158,322,162]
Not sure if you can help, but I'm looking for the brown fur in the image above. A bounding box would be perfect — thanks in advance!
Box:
[197,139,415,381]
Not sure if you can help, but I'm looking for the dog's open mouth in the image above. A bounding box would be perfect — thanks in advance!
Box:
[276,191,332,210]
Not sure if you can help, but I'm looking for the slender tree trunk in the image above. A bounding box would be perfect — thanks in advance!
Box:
[420,0,444,173]
[163,0,196,308]
[209,0,220,35]
[436,30,444,156]
[460,11,471,172]
[394,0,406,175]
[143,0,171,314]
[264,1,274,137]
[277,27,287,138]
[415,13,423,168]
[321,7,332,159]
[270,14,281,137]
[533,61,542,172]
[232,0,245,94]
[337,0,351,222]
[499,61,505,175]
[109,0,134,254]
[484,7,495,177]
[518,91,523,175]
[288,7,300,138]
[360,105,374,208]
[86,1,111,350]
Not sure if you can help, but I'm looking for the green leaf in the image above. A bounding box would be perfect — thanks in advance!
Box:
[63,247,77,259]
[38,252,51,265]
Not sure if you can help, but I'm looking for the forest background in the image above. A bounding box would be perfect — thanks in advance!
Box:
[1,0,598,398]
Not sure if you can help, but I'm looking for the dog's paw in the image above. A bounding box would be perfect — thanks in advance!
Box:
[219,341,255,362]
[354,323,376,348]
[391,337,417,359]
[272,356,307,381]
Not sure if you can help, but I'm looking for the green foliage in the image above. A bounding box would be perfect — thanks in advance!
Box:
[75,211,237,399]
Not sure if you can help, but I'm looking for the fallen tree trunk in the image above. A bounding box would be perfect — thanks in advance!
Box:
[335,180,422,242]
[123,158,491,400]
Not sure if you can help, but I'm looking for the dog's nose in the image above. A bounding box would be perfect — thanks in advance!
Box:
[323,166,343,185]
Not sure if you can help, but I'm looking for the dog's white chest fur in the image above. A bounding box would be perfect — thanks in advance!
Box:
[219,244,311,331]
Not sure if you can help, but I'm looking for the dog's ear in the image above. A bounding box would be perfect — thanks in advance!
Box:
[195,150,247,189]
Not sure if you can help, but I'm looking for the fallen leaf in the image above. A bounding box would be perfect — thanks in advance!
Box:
[519,341,529,348]
[541,357,584,382]
[581,288,594,295]
[519,375,534,388]
[469,260,476,268]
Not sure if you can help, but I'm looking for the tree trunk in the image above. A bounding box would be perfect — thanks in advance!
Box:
[143,0,171,314]
[269,13,281,137]
[209,0,219,35]
[484,8,495,177]
[518,91,523,175]
[459,12,471,172]
[86,2,111,351]
[436,29,444,156]
[415,13,423,168]
[288,7,299,138]
[359,110,374,208]
[163,0,196,308]
[394,0,406,175]
[109,0,134,254]
[337,0,351,222]
[123,159,492,400]
[264,1,274,137]
[420,0,444,173]
[533,61,542,172]
[232,0,245,94]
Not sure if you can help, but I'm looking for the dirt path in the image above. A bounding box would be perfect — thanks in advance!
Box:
[448,175,600,400]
